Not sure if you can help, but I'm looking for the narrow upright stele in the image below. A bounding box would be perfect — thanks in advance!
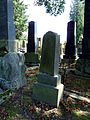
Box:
[27,21,37,53]
[81,0,90,59]
[33,31,64,107]
[64,21,76,59]
[25,21,39,65]
[0,0,15,41]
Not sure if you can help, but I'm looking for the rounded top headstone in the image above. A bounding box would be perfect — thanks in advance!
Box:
[40,31,60,76]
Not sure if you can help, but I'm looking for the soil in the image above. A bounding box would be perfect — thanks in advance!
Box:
[0,66,90,120]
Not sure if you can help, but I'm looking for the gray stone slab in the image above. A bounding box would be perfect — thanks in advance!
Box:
[38,72,61,86]
[0,52,26,90]
[0,0,15,41]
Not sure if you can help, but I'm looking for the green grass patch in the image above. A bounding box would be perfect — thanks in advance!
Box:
[5,103,21,120]
[73,111,90,120]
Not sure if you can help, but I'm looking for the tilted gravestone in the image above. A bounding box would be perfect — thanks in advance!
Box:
[64,21,76,59]
[25,21,39,65]
[33,31,64,107]
[0,0,18,52]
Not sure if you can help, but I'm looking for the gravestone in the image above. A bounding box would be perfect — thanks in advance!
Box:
[64,21,76,59]
[21,40,27,53]
[27,21,36,52]
[76,0,90,76]
[33,31,64,107]
[25,21,39,65]
[0,0,26,90]
[80,0,90,59]
[38,38,41,49]
[0,0,18,52]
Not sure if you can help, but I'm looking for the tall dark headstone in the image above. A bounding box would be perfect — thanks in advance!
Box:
[64,21,76,59]
[33,31,64,107]
[81,0,90,59]
[25,21,39,65]
[27,21,37,53]
[76,0,90,76]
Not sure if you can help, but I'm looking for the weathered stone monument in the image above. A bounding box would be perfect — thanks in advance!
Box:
[64,21,76,59]
[0,0,18,52]
[76,0,90,76]
[33,31,64,107]
[25,21,39,65]
[0,0,26,90]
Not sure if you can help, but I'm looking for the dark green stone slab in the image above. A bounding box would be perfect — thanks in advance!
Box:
[40,31,60,76]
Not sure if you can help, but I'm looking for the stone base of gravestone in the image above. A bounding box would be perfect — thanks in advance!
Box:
[33,73,64,107]
[75,59,90,77]
[62,58,75,64]
[38,72,61,86]
[0,40,19,53]
[63,55,76,59]
[33,82,64,107]
[24,52,39,65]
[0,52,26,90]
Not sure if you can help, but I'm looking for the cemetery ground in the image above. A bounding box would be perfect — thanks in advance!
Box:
[0,65,90,120]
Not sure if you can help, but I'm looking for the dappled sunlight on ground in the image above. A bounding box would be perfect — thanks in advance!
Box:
[0,66,90,120]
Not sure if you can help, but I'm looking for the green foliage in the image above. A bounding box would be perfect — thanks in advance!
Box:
[76,2,84,47]
[73,111,90,120]
[0,89,12,105]
[34,0,65,16]
[69,0,78,21]
[13,0,28,41]
[69,0,84,47]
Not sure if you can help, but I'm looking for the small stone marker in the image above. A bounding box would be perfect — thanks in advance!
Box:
[33,31,64,107]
